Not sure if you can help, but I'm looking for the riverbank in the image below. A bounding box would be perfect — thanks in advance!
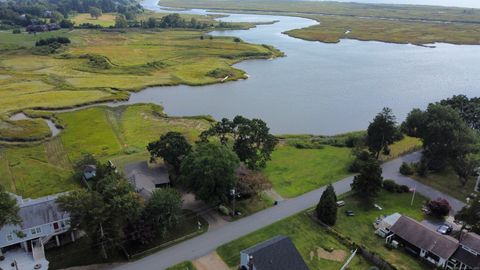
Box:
[0,25,282,142]
[160,0,480,45]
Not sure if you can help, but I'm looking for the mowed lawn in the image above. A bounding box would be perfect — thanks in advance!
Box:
[166,261,196,270]
[412,168,476,202]
[335,191,429,270]
[264,145,353,198]
[217,212,372,270]
[72,13,117,27]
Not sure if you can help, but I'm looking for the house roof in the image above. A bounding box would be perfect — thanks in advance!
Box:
[382,213,401,227]
[241,236,310,270]
[451,246,480,268]
[390,216,459,259]
[460,232,480,254]
[18,195,69,229]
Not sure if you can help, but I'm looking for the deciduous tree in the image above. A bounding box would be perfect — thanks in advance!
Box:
[0,185,20,227]
[147,132,191,177]
[89,7,102,19]
[350,158,383,202]
[180,142,239,204]
[144,188,182,236]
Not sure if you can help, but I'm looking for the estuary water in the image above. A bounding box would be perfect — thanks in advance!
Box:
[124,0,480,135]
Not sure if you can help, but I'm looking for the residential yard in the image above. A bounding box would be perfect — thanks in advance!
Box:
[334,191,430,270]
[412,168,477,202]
[217,212,372,270]
[0,104,211,198]
[264,145,353,198]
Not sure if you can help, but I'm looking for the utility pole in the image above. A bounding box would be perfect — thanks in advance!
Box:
[411,185,416,206]
[231,188,236,218]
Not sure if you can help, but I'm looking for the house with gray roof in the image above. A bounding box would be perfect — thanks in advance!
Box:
[448,232,480,269]
[239,236,310,270]
[0,193,77,269]
[386,215,459,268]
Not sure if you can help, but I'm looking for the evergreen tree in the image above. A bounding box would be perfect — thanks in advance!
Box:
[316,184,337,226]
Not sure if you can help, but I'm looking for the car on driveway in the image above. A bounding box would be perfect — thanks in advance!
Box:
[437,224,453,235]
[345,210,355,216]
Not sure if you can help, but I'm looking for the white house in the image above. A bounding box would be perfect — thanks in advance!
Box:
[0,193,76,269]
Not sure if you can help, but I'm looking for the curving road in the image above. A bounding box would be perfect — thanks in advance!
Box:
[111,152,465,270]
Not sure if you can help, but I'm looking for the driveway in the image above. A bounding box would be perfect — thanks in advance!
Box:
[111,152,466,270]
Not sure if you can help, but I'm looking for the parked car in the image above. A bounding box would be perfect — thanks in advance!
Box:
[345,210,355,216]
[336,200,345,207]
[437,224,453,235]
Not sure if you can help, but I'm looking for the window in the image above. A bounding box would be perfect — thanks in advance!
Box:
[6,234,13,242]
[30,227,42,235]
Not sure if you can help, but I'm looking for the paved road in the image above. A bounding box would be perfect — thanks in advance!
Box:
[111,152,465,270]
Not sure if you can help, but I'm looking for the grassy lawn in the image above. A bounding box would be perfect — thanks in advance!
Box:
[72,13,117,27]
[264,145,354,198]
[0,27,281,141]
[0,104,211,198]
[412,168,477,202]
[335,191,429,270]
[217,212,372,270]
[380,136,422,161]
[166,261,197,270]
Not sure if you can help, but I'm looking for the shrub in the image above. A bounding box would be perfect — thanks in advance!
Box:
[427,198,451,217]
[399,162,414,175]
[12,29,21,34]
[383,180,398,193]
[233,37,241,42]
[218,205,230,216]
[35,36,71,47]
[400,185,410,193]
[415,158,428,177]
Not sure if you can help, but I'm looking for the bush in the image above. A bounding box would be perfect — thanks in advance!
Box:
[35,36,71,47]
[427,198,451,217]
[400,185,410,193]
[414,159,428,177]
[399,162,414,175]
[218,205,230,216]
[12,29,21,34]
[383,180,398,193]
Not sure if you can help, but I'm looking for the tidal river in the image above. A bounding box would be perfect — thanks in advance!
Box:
[124,0,480,135]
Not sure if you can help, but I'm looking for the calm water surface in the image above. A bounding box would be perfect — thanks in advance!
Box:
[127,0,480,135]
[307,0,480,8]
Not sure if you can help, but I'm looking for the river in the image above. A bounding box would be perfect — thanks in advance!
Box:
[121,0,480,135]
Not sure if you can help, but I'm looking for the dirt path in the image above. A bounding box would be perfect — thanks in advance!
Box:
[192,252,230,270]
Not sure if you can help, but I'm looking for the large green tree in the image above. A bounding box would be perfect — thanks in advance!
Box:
[200,116,278,170]
[180,142,239,204]
[144,188,182,236]
[58,173,142,259]
[316,184,337,226]
[147,132,192,176]
[440,95,480,131]
[419,104,477,171]
[455,198,480,234]
[350,158,383,202]
[89,6,102,19]
[401,108,427,137]
[367,107,398,159]
[0,185,20,227]
[115,14,128,28]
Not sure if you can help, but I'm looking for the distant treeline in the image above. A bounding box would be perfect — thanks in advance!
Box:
[0,0,142,27]
[35,36,71,46]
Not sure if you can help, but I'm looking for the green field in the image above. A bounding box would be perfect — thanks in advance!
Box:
[264,145,354,198]
[72,13,118,27]
[0,26,281,141]
[0,104,212,198]
[412,168,477,202]
[334,191,429,270]
[217,212,372,270]
[160,0,480,45]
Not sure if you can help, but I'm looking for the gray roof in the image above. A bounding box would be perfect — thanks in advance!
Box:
[125,161,170,192]
[460,232,480,253]
[452,246,480,268]
[241,236,310,270]
[18,195,69,229]
[390,216,459,259]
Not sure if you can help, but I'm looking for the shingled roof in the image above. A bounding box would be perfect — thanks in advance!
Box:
[241,236,309,270]
[460,232,480,254]
[390,216,459,259]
